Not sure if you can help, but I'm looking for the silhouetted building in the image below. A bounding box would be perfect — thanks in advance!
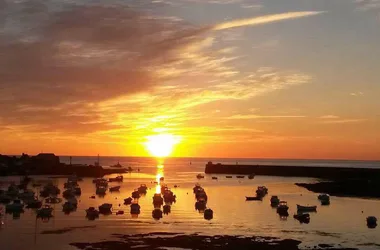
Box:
[34,153,60,165]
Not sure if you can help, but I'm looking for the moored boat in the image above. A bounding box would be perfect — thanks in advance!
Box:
[293,212,310,224]
[138,184,148,193]
[99,203,112,214]
[270,196,280,206]
[204,208,213,220]
[277,201,289,215]
[236,175,245,179]
[6,199,24,213]
[109,186,121,192]
[196,174,205,179]
[124,197,133,205]
[245,196,262,201]
[109,175,123,182]
[248,174,255,179]
[130,203,141,214]
[37,205,53,218]
[367,216,377,228]
[86,207,100,219]
[297,204,317,212]
[152,208,163,219]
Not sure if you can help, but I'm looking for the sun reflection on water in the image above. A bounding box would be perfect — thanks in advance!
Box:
[155,164,164,194]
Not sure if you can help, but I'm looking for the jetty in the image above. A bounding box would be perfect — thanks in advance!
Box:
[205,161,380,179]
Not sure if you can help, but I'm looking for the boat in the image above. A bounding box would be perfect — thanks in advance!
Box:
[63,189,75,198]
[174,185,178,188]
[163,204,171,214]
[26,198,43,209]
[45,197,62,204]
[212,177,218,180]
[297,204,317,212]
[248,174,255,179]
[138,184,148,193]
[226,176,232,178]
[64,181,78,189]
[132,190,140,199]
[62,201,76,212]
[96,186,107,195]
[256,186,268,197]
[204,208,213,220]
[193,184,202,194]
[67,197,78,207]
[109,175,123,182]
[195,190,208,201]
[152,208,163,219]
[18,189,35,201]
[163,189,176,203]
[153,193,164,206]
[367,216,377,228]
[99,203,112,214]
[110,162,123,168]
[270,196,280,206]
[116,210,124,215]
[277,201,289,215]
[245,196,262,201]
[160,177,164,182]
[109,186,121,192]
[195,200,207,211]
[6,200,24,213]
[293,212,310,224]
[93,178,107,184]
[40,183,60,197]
[236,175,245,179]
[318,194,330,205]
[124,197,133,205]
[196,174,205,179]
[130,203,141,214]
[86,207,100,219]
[37,205,53,218]
[0,191,12,203]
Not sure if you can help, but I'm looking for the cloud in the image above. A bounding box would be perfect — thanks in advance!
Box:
[320,119,366,124]
[350,92,364,96]
[355,0,380,11]
[213,11,324,31]
[319,115,340,119]
[227,114,306,120]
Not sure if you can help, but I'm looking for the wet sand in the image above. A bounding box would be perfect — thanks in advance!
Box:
[70,232,357,250]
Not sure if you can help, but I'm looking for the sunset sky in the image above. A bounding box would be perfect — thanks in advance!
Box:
[1,0,379,159]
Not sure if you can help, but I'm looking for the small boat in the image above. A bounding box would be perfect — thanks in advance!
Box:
[270,196,280,206]
[160,177,164,182]
[321,199,330,206]
[109,186,121,192]
[212,177,218,180]
[63,189,75,198]
[152,193,164,206]
[297,204,317,212]
[93,178,107,184]
[26,198,42,209]
[18,189,35,201]
[45,197,62,204]
[74,187,82,195]
[96,186,107,195]
[277,201,289,215]
[132,190,140,199]
[236,176,245,179]
[248,174,255,179]
[196,174,205,179]
[37,205,53,218]
[246,196,262,201]
[138,184,148,193]
[62,201,76,212]
[163,204,171,214]
[193,184,203,193]
[152,208,163,220]
[174,185,178,188]
[124,197,133,205]
[86,207,100,218]
[67,197,78,207]
[204,208,213,220]
[109,175,123,182]
[163,189,176,203]
[116,210,124,215]
[99,203,112,214]
[110,162,123,168]
[293,213,310,224]
[367,216,377,228]
[256,186,268,197]
[195,200,207,211]
[130,203,141,214]
[6,200,24,213]
[318,194,330,205]
[195,190,208,201]
[226,176,232,178]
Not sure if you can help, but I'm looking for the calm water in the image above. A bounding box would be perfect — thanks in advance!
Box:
[0,157,379,250]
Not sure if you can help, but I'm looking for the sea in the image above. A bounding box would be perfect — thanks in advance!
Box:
[0,157,379,250]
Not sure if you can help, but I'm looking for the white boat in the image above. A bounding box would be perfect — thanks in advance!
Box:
[270,196,280,206]
[204,208,213,220]
[37,205,53,218]
[6,200,24,213]
[297,204,317,212]
[109,186,121,192]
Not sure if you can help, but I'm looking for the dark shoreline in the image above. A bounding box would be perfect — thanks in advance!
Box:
[69,232,357,250]
[205,162,380,179]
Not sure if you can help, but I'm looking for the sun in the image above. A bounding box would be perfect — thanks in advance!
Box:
[145,134,180,158]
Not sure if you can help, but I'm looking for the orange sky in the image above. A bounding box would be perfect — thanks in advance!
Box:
[1,1,379,160]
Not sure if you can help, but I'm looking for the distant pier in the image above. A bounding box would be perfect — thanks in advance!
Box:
[205,162,380,179]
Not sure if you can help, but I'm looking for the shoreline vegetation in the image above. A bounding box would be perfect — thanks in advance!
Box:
[0,153,126,177]
[69,232,358,250]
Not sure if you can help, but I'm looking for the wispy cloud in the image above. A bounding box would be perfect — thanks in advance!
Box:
[213,11,324,31]
[319,115,340,119]
[320,119,366,124]
[227,115,306,120]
